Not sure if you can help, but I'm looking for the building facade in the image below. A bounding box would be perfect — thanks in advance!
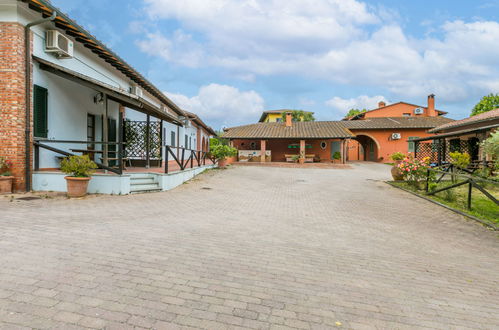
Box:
[0,0,214,193]
[223,96,453,164]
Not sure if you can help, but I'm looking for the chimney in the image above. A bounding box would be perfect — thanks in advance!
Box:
[378,101,386,108]
[285,112,292,127]
[427,94,436,117]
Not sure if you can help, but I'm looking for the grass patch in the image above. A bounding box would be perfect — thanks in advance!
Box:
[391,180,499,226]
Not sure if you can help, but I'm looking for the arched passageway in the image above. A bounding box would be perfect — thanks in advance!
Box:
[352,134,379,162]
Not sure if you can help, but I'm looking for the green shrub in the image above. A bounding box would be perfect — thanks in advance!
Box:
[482,131,499,170]
[291,155,300,162]
[333,151,341,160]
[442,188,456,202]
[428,182,437,192]
[449,151,471,169]
[210,144,237,161]
[390,152,405,161]
[60,155,97,177]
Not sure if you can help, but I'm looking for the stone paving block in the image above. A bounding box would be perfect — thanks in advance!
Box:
[0,165,498,329]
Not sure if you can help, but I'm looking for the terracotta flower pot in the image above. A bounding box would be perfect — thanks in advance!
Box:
[391,160,404,181]
[0,176,14,194]
[218,158,228,168]
[65,176,91,198]
[298,158,305,164]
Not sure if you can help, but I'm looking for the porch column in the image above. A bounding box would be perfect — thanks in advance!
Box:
[260,140,266,162]
[299,139,305,163]
[340,139,344,164]
[118,104,125,174]
[145,114,150,168]
[103,95,108,167]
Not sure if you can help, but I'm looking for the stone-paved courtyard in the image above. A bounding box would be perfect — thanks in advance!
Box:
[0,163,498,329]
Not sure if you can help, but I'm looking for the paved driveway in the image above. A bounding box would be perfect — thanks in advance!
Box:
[0,163,498,329]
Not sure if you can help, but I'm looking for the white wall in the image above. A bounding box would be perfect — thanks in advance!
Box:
[33,68,121,169]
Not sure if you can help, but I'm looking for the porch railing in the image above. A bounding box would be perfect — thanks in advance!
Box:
[164,145,216,174]
[34,139,125,175]
[34,140,216,176]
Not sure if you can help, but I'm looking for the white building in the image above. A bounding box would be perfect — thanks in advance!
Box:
[0,0,216,194]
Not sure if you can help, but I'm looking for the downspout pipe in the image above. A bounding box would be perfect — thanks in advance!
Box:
[24,11,57,191]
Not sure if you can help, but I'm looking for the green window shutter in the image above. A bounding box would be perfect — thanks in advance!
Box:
[33,85,48,138]
[408,136,419,153]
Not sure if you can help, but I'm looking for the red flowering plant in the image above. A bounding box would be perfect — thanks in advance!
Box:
[0,156,13,176]
[398,155,431,189]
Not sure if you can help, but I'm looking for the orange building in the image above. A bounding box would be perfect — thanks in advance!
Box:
[343,95,451,162]
[223,95,453,163]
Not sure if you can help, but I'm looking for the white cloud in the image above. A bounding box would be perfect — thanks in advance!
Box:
[138,0,499,103]
[165,84,265,128]
[325,95,388,115]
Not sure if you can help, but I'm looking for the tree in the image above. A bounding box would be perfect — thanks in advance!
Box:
[471,94,499,116]
[281,110,315,122]
[345,108,367,118]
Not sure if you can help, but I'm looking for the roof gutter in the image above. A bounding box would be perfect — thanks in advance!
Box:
[24,10,57,191]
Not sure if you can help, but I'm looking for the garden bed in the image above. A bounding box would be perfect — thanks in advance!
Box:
[388,180,498,229]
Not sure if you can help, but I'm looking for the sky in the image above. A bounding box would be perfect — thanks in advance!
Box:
[51,0,499,130]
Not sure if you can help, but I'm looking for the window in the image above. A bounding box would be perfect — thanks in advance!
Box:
[408,137,419,153]
[320,141,327,149]
[189,137,192,149]
[33,85,48,138]
[185,134,188,148]
[171,131,176,147]
[276,118,282,122]
[402,113,411,117]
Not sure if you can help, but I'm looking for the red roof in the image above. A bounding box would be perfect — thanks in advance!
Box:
[429,109,499,133]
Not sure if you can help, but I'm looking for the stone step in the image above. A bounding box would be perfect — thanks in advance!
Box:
[130,177,155,185]
[130,183,162,193]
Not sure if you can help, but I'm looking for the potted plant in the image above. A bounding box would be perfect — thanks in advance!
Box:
[210,144,237,168]
[389,152,405,180]
[60,155,97,197]
[0,156,14,194]
[331,151,341,163]
[291,154,300,163]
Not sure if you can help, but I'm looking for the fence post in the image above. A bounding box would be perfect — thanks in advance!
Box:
[165,146,169,174]
[181,148,185,170]
[425,168,430,192]
[467,180,472,210]
[190,150,193,169]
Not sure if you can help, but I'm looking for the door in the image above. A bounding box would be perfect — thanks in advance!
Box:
[331,141,341,160]
[368,140,375,161]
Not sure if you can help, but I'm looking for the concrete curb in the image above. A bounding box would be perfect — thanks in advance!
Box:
[385,181,498,231]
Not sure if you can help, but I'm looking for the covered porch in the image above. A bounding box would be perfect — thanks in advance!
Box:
[31,57,214,194]
[412,124,498,168]
[231,138,348,164]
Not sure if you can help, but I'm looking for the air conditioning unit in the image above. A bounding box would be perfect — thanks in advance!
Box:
[129,85,143,98]
[391,133,401,140]
[45,30,73,58]
[414,107,424,115]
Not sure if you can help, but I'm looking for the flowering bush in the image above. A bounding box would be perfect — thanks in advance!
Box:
[398,156,431,188]
[0,156,12,176]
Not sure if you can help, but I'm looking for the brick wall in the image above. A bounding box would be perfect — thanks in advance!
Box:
[0,22,29,191]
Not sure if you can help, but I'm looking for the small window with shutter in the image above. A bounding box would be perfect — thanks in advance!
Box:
[33,85,48,138]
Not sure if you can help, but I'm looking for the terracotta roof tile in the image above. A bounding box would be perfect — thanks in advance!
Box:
[343,117,454,129]
[222,122,354,139]
[223,117,453,139]
[429,109,499,133]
